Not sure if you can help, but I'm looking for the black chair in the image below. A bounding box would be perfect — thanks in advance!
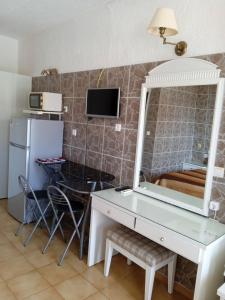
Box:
[15,175,51,246]
[42,185,85,266]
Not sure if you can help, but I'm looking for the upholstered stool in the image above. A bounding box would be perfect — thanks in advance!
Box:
[104,226,177,300]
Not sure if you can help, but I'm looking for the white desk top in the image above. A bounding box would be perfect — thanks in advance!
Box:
[92,189,225,246]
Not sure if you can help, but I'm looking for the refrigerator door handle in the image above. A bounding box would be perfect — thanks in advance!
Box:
[9,142,30,150]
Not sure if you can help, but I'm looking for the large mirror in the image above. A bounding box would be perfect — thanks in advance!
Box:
[133,58,225,216]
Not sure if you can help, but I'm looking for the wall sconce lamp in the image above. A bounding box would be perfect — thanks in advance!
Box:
[41,68,58,76]
[147,8,187,56]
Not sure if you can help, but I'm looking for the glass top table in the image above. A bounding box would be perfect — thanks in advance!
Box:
[92,188,225,246]
[36,160,115,190]
[61,161,115,183]
[57,179,96,195]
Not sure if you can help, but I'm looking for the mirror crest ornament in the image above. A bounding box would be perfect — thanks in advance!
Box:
[133,58,225,216]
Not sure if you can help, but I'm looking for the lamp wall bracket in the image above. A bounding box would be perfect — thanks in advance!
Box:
[159,27,187,56]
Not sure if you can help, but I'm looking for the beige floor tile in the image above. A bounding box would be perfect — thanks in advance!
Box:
[42,239,69,258]
[3,225,31,243]
[0,212,18,226]
[0,282,16,299]
[0,200,188,300]
[152,280,189,300]
[38,262,77,285]
[65,252,88,273]
[81,264,116,290]
[102,265,189,300]
[85,291,108,300]
[7,271,50,300]
[0,255,34,281]
[24,287,63,300]
[0,231,11,245]
[3,225,43,243]
[25,249,57,268]
[97,254,137,280]
[55,275,97,300]
[0,242,21,263]
[0,220,19,235]
[102,281,141,300]
[0,198,8,208]
[11,238,41,255]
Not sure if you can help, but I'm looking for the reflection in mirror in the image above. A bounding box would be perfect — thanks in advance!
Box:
[141,85,216,201]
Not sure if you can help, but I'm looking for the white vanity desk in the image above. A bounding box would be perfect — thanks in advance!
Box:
[88,189,225,300]
[88,58,225,300]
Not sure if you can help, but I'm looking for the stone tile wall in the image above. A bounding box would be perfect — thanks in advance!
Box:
[32,66,141,187]
[32,52,225,292]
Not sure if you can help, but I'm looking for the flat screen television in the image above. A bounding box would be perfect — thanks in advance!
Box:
[86,88,120,118]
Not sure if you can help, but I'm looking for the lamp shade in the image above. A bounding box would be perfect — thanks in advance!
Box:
[148,8,178,36]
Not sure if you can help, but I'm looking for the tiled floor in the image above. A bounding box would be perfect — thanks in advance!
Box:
[0,199,189,300]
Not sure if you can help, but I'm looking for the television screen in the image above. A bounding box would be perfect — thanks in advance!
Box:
[86,88,120,118]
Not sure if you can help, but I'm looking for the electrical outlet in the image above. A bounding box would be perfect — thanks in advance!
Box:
[72,129,77,136]
[115,124,121,132]
[197,143,202,150]
[146,131,151,136]
[214,167,224,178]
[209,201,220,211]
[64,106,68,113]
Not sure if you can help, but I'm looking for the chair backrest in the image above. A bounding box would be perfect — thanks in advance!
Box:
[47,185,70,207]
[47,185,80,232]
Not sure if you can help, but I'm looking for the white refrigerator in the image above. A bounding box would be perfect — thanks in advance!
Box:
[0,71,31,199]
[8,118,64,222]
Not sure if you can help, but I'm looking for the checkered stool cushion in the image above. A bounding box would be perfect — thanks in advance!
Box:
[107,226,175,266]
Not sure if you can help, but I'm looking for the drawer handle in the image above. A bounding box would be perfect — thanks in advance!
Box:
[107,210,111,215]
[160,237,165,242]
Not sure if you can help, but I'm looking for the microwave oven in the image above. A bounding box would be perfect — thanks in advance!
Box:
[29,92,62,112]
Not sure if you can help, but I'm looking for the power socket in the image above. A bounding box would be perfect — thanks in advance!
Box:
[214,167,225,178]
[72,129,77,136]
[115,124,121,132]
[209,201,220,212]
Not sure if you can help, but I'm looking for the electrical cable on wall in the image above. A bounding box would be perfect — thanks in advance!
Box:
[96,69,104,88]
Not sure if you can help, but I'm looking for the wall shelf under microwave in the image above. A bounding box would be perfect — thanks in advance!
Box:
[23,109,63,115]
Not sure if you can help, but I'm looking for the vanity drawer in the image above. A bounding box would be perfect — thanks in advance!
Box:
[92,197,135,229]
[135,218,203,263]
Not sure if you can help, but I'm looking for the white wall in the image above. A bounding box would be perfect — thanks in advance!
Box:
[0,35,18,73]
[18,0,225,76]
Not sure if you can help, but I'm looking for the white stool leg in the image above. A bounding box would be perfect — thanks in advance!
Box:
[127,258,132,265]
[104,239,113,277]
[168,255,177,294]
[145,266,155,300]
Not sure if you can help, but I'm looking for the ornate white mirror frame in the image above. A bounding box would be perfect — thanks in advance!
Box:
[133,58,225,216]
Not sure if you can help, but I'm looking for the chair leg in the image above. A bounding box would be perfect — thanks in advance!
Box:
[79,201,90,260]
[23,220,40,247]
[23,202,51,247]
[168,255,177,294]
[104,240,113,277]
[145,266,155,300]
[58,229,77,266]
[35,201,51,234]
[51,206,65,240]
[15,222,25,236]
[42,213,64,254]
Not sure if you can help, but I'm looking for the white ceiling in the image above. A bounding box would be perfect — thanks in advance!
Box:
[0,0,106,39]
